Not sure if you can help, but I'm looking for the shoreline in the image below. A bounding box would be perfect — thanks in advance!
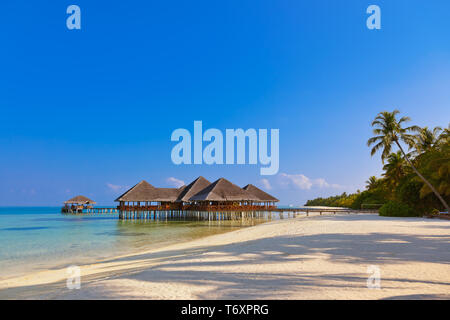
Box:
[0,214,299,297]
[0,209,273,281]
[1,213,449,299]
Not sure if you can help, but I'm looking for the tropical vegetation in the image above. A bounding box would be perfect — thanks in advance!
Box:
[305,110,450,216]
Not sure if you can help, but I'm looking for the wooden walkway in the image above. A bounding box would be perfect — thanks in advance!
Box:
[85,207,119,214]
[117,207,378,220]
[273,207,378,215]
[62,207,119,214]
[63,206,377,219]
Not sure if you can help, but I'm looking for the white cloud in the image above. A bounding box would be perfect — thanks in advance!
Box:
[106,183,129,193]
[278,173,342,190]
[166,177,185,188]
[314,178,342,189]
[260,178,272,190]
[278,173,312,189]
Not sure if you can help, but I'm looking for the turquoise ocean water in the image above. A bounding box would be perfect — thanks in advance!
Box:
[0,207,284,279]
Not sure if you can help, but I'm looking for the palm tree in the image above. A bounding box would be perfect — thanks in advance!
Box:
[367,110,450,213]
[418,143,450,199]
[413,126,442,154]
[438,124,450,145]
[382,151,406,187]
[365,176,379,190]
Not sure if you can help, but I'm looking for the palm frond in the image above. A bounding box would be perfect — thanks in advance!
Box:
[367,136,383,146]
[398,116,411,124]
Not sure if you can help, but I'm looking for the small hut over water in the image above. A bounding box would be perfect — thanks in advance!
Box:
[62,195,96,213]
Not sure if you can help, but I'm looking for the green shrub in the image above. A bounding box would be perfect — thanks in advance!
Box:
[379,201,420,217]
[395,176,434,215]
[431,208,440,215]
[351,189,388,210]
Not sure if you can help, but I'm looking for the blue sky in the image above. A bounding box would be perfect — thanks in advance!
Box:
[1,0,449,206]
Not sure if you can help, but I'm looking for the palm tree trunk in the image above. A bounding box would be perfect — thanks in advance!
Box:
[395,140,450,213]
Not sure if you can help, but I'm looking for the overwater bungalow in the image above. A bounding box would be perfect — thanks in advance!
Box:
[243,184,279,209]
[176,176,211,206]
[114,176,279,214]
[188,178,261,211]
[62,195,96,213]
[115,180,185,211]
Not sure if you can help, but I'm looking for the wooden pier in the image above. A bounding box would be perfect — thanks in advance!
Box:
[63,202,377,219]
[118,210,278,221]
[85,207,119,214]
[61,180,378,219]
[62,207,119,214]
[274,207,378,215]
[116,207,378,220]
[109,178,378,220]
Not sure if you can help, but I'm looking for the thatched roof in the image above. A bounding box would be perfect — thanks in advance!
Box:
[243,184,279,202]
[114,178,275,203]
[64,195,96,204]
[156,187,184,202]
[115,180,185,202]
[190,178,260,201]
[115,180,158,202]
[176,176,211,202]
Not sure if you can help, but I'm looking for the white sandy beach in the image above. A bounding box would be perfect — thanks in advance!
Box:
[1,213,449,300]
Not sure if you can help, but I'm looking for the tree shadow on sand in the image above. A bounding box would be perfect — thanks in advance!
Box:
[2,220,449,299]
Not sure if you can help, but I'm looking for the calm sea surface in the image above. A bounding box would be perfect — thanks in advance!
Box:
[0,207,290,279]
